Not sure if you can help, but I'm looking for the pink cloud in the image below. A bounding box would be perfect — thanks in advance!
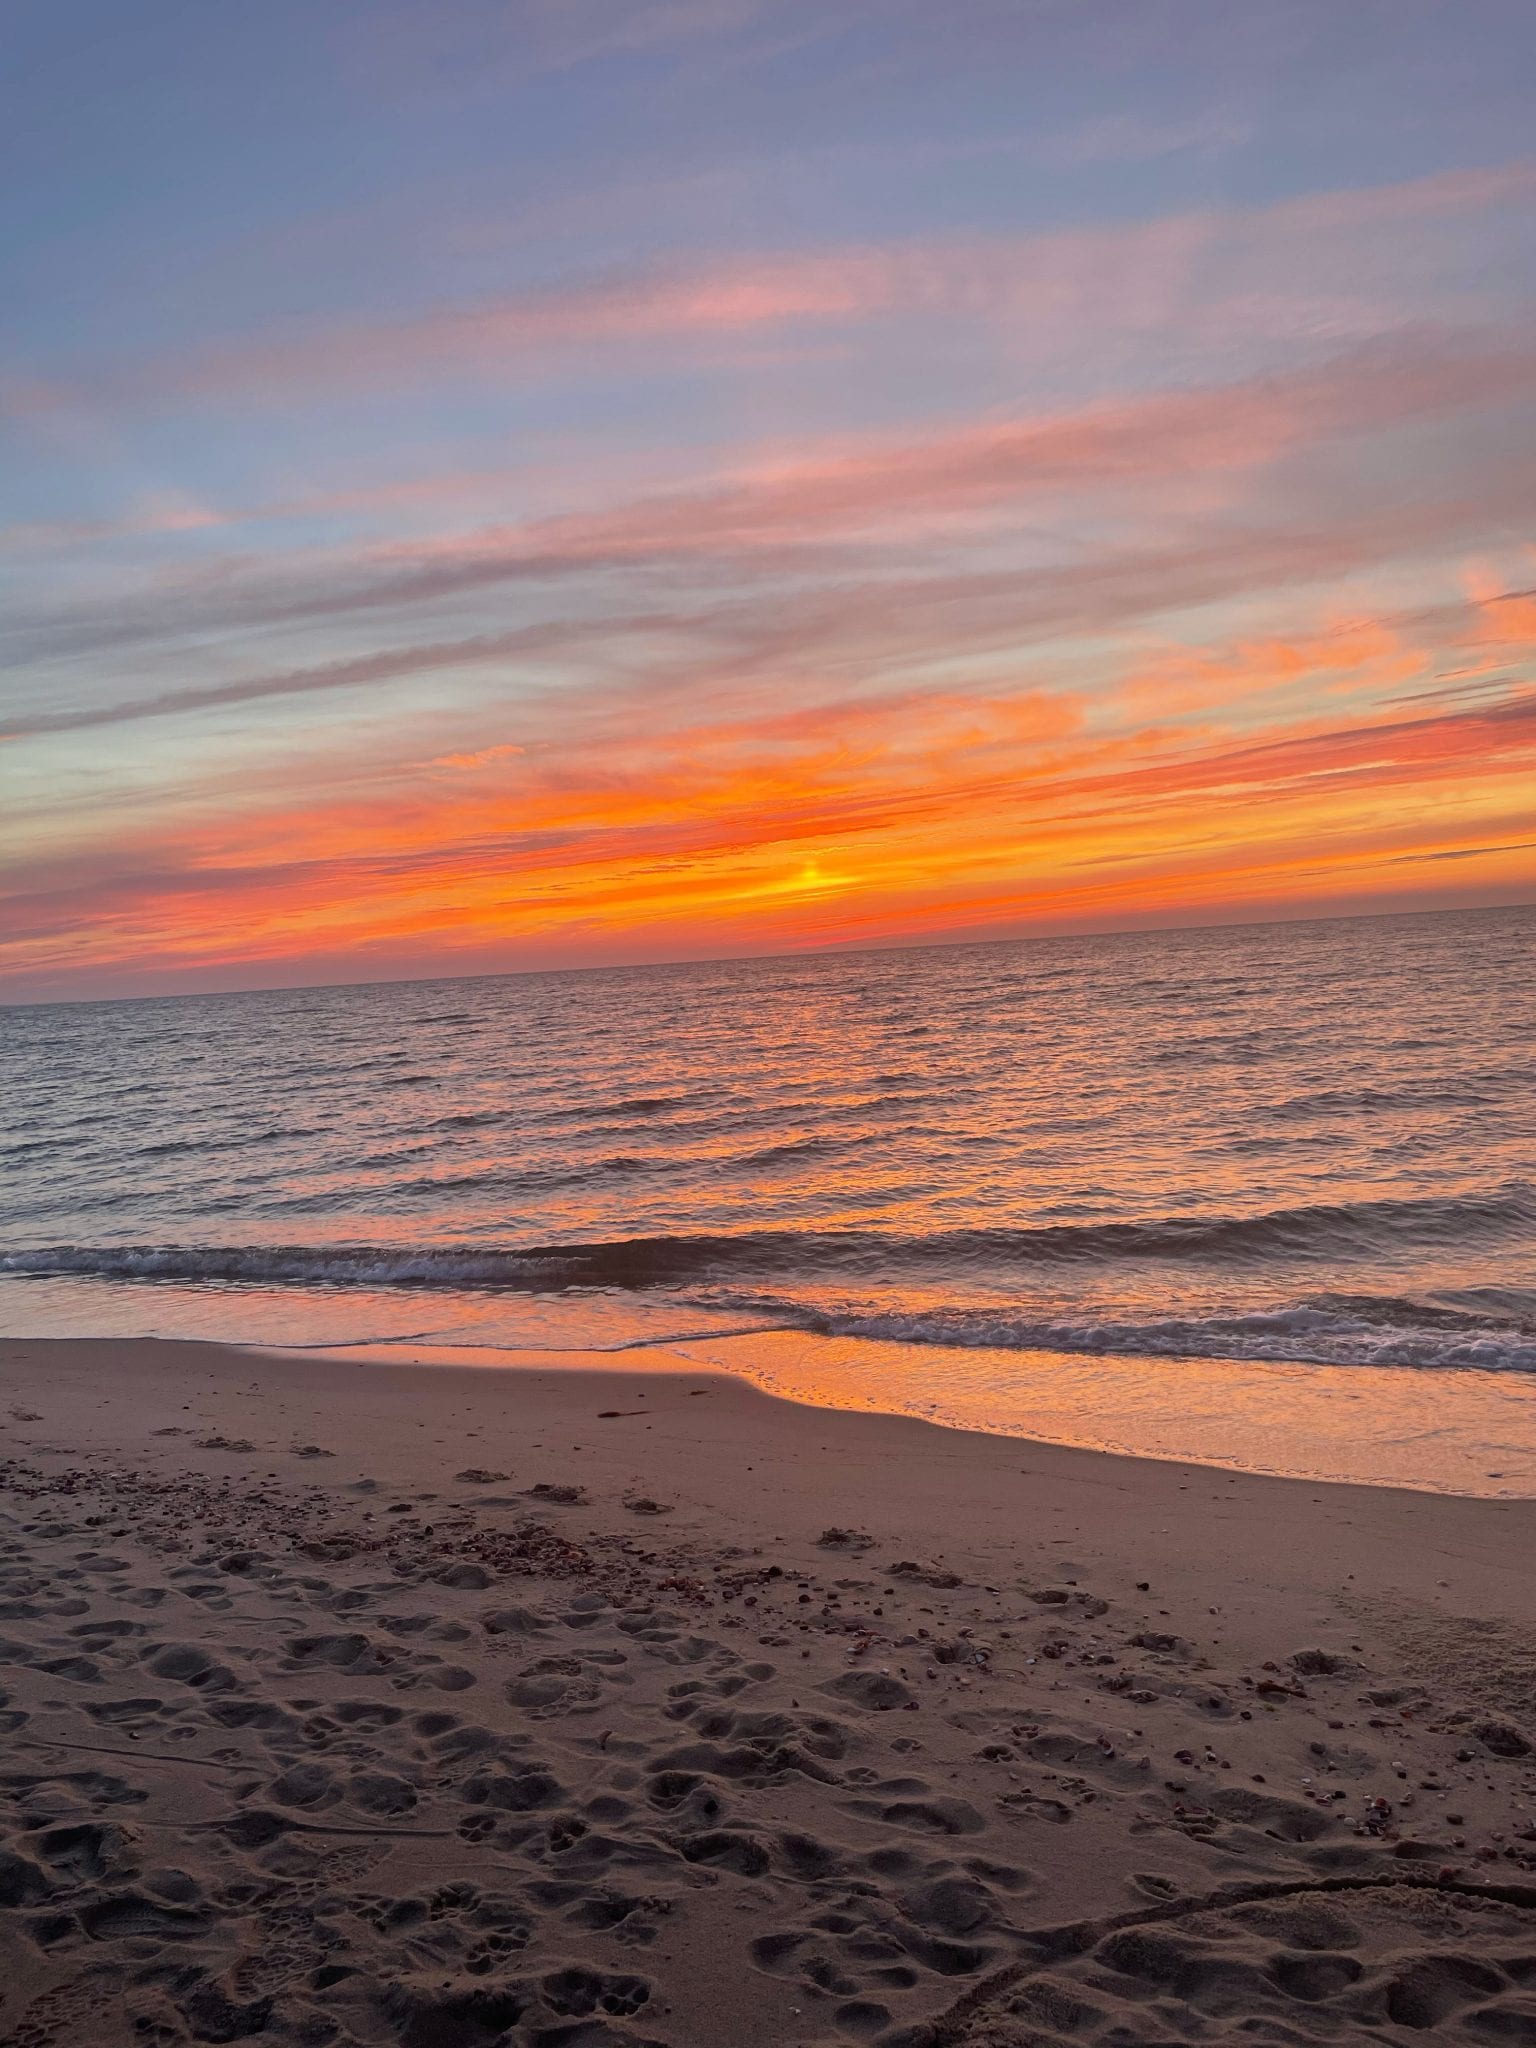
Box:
[0,490,226,554]
[57,159,1532,409]
[428,742,528,771]
[8,318,1536,709]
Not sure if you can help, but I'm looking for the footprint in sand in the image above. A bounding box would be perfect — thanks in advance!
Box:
[933,1887,1536,2047]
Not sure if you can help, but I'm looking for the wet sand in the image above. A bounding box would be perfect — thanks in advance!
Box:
[2,1335,1535,2046]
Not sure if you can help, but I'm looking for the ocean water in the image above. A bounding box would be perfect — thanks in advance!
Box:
[3,906,1534,1489]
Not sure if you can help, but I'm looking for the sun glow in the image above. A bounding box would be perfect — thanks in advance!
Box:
[3,15,1535,1000]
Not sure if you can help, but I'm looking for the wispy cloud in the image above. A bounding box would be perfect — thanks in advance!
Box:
[1037,110,1254,167]
[428,742,527,771]
[0,622,635,739]
[8,326,1535,685]
[359,0,783,94]
[13,161,1528,418]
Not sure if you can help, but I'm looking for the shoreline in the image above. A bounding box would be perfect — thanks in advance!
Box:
[6,1287,1536,1496]
[3,1335,1535,2046]
[308,1327,1536,1499]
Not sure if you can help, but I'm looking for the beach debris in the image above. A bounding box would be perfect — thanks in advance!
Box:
[1357,1795,1396,1837]
[1254,1675,1308,1700]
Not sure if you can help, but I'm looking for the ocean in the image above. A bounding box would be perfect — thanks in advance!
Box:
[4,905,1534,1491]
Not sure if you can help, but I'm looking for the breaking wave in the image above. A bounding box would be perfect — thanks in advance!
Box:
[3,1181,1529,1293]
[3,1183,1534,1373]
[769,1297,1536,1373]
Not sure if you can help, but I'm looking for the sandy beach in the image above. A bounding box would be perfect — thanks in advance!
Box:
[2,1335,1535,2047]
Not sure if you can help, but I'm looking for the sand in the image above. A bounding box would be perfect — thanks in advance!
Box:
[2,1336,1535,2047]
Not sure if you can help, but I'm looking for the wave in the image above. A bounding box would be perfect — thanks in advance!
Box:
[732,1137,849,1169]
[1271,1083,1501,1120]
[541,1092,703,1124]
[1432,1283,1536,1322]
[2,1182,1530,1294]
[6,1248,1531,1374]
[0,1244,583,1287]
[764,1298,1536,1373]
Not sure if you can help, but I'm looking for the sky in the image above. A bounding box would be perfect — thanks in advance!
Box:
[3,0,1535,1001]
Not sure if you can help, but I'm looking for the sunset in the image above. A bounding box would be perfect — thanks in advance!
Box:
[6,6,1536,996]
[2,8,1534,2046]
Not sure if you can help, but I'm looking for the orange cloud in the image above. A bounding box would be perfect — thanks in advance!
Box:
[429,743,528,772]
[1117,615,1428,718]
[1466,567,1536,650]
[4,652,1532,998]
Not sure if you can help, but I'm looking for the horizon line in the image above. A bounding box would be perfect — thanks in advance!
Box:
[4,892,1529,1013]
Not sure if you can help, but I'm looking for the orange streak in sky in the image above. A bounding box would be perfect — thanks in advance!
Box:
[6,636,1533,989]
